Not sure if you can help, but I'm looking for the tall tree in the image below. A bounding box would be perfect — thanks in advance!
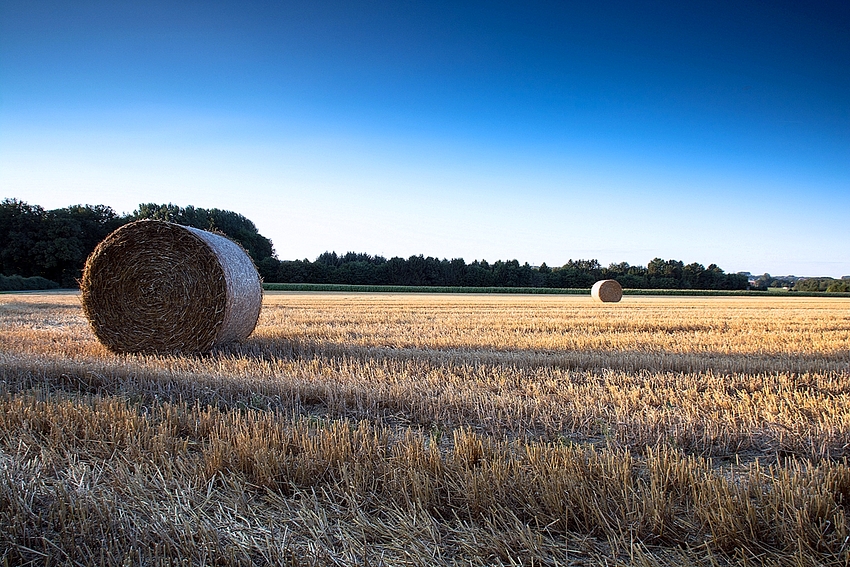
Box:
[0,200,123,286]
[0,199,44,278]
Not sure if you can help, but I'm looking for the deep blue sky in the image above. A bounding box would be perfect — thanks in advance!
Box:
[2,1,848,276]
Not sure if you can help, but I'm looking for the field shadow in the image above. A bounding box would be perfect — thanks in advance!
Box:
[226,333,850,377]
[3,330,848,467]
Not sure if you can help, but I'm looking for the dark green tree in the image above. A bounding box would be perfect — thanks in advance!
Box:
[0,199,44,278]
[0,200,123,286]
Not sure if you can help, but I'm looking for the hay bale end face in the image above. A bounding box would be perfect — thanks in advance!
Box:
[591,279,623,303]
[81,220,262,354]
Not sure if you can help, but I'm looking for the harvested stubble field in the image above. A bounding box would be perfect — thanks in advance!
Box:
[1,291,849,566]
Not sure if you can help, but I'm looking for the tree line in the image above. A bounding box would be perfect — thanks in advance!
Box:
[269,252,749,290]
[1,199,749,290]
[791,277,850,293]
[748,273,850,293]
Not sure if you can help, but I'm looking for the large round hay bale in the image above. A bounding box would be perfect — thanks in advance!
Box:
[591,279,623,303]
[80,220,262,354]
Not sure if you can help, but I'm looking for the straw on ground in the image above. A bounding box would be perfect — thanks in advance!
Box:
[1,291,849,565]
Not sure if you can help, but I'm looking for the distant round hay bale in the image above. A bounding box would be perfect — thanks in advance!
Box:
[591,279,623,303]
[80,220,262,354]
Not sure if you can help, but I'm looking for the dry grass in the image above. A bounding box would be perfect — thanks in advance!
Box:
[1,291,849,565]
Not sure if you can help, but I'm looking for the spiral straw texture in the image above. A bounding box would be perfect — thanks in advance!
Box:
[80,220,262,354]
[591,279,623,303]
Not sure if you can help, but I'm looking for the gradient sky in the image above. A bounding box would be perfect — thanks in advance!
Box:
[1,1,848,277]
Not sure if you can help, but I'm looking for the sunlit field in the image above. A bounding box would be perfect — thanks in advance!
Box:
[1,291,849,565]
